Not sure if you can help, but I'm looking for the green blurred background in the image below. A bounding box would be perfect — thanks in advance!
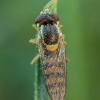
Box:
[0,0,100,100]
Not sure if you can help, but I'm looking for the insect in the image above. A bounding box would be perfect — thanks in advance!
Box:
[29,8,69,100]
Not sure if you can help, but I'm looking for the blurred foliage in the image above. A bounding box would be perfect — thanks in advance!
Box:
[0,0,100,100]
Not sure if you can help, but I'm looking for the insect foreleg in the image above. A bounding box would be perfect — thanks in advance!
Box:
[64,41,67,44]
[30,54,40,65]
[58,24,63,28]
[29,39,37,44]
[32,24,38,31]
[66,57,69,62]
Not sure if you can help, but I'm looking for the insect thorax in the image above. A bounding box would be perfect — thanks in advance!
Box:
[40,23,59,51]
[42,24,59,44]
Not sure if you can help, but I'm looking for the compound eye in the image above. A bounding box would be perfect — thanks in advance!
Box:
[51,14,59,22]
[35,14,46,24]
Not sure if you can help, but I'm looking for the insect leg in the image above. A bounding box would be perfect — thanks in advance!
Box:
[64,41,67,44]
[32,24,38,31]
[66,57,69,62]
[59,35,67,44]
[29,39,37,44]
[58,24,63,28]
[30,54,40,65]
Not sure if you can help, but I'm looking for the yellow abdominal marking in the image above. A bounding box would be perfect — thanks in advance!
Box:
[46,44,58,51]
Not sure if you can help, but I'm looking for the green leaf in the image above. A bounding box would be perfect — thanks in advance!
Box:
[42,0,58,14]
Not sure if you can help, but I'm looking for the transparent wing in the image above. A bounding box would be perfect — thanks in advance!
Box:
[38,39,66,100]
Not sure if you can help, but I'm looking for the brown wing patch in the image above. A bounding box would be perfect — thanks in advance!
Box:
[44,66,66,100]
[44,66,63,75]
[46,77,65,84]
[47,83,65,100]
[48,86,65,92]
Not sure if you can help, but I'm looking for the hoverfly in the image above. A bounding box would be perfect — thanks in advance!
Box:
[29,8,69,100]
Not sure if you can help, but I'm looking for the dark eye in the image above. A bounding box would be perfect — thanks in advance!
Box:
[35,13,59,25]
[51,14,59,22]
[35,14,46,24]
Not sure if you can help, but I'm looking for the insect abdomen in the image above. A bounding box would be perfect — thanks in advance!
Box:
[42,51,66,100]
